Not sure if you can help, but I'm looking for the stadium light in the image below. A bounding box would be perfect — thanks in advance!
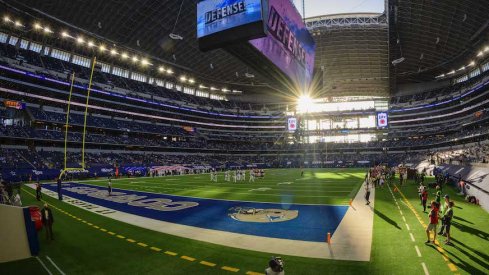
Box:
[110,49,118,55]
[166,69,173,75]
[158,66,165,72]
[222,88,229,92]
[33,23,42,30]
[468,61,475,66]
[99,45,107,52]
[132,55,139,62]
[87,41,95,48]
[179,76,187,82]
[121,52,129,59]
[188,78,195,84]
[477,51,484,57]
[14,20,23,27]
[210,86,217,91]
[76,36,85,44]
[43,27,52,33]
[141,58,150,66]
[61,31,69,38]
[199,84,207,89]
[3,16,10,22]
[484,46,489,52]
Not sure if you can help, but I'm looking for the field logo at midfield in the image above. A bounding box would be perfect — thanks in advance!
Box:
[60,186,199,212]
[228,207,298,223]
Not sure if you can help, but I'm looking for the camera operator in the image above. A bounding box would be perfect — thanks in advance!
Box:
[266,257,284,275]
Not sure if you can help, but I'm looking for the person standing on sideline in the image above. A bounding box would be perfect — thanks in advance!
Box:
[421,188,428,212]
[365,182,371,205]
[56,177,63,201]
[41,203,54,240]
[438,195,450,235]
[36,180,42,201]
[108,179,112,196]
[443,201,454,245]
[425,201,439,244]
[434,186,441,204]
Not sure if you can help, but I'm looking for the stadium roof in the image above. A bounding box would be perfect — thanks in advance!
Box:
[3,0,489,98]
[306,13,389,97]
[390,0,489,84]
[3,0,273,91]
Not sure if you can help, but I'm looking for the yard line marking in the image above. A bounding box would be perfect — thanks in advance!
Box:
[108,231,116,235]
[181,255,196,262]
[246,272,265,275]
[165,251,178,256]
[405,223,411,231]
[421,262,430,275]
[126,239,136,243]
[137,242,148,247]
[410,233,415,242]
[200,261,217,267]
[116,235,125,239]
[100,228,107,232]
[150,246,162,252]
[394,185,458,273]
[221,266,240,272]
[402,216,407,222]
[399,210,403,215]
[415,245,422,257]
[36,257,53,275]
[46,256,66,275]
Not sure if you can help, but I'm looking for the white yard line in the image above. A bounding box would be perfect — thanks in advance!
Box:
[36,257,53,275]
[421,262,430,275]
[409,233,416,242]
[46,256,66,275]
[415,245,422,257]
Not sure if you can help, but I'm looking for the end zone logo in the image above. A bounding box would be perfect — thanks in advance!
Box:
[228,207,298,223]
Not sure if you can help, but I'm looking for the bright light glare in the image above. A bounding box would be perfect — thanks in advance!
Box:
[34,23,42,29]
[297,95,313,112]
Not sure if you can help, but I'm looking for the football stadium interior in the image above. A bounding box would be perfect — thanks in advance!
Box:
[1,0,489,274]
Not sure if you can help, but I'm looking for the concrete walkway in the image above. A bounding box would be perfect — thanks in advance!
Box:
[30,183,374,261]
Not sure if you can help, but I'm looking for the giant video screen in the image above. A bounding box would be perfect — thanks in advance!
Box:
[249,0,316,88]
[197,0,266,50]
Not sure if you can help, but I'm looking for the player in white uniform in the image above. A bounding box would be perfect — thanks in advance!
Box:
[224,170,230,182]
[233,170,237,183]
[249,169,255,182]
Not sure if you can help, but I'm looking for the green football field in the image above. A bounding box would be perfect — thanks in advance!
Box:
[73,168,366,205]
[1,168,488,275]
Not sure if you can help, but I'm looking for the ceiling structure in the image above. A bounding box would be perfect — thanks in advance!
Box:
[2,0,489,98]
[306,13,390,97]
[3,0,272,91]
[390,0,489,83]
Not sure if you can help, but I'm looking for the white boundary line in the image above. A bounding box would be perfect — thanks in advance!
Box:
[46,256,66,275]
[35,257,53,275]
[409,233,415,242]
[421,262,430,275]
[405,223,411,231]
[415,245,422,257]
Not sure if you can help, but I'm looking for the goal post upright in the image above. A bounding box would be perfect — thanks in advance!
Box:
[59,56,97,179]
[81,56,97,170]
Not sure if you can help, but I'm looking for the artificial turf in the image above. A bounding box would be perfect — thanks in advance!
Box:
[1,168,488,275]
[72,168,366,205]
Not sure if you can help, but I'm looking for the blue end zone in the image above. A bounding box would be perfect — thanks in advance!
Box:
[44,183,348,242]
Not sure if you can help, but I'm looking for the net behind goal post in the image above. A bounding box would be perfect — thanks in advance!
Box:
[59,57,97,179]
